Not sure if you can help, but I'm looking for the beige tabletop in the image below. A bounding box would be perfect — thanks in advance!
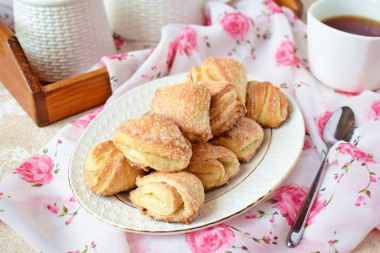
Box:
[1,0,380,251]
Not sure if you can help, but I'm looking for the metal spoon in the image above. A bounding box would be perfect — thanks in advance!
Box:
[286,106,355,247]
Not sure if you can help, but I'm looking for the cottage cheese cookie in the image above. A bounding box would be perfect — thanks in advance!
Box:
[84,140,144,196]
[151,82,212,143]
[113,113,192,172]
[130,171,204,224]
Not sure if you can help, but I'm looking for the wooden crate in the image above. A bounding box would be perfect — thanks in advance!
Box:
[0,20,112,127]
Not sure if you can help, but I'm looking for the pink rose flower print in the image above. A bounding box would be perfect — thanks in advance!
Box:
[185,224,235,253]
[107,52,129,60]
[113,34,126,50]
[337,142,375,163]
[47,204,60,214]
[167,40,178,68]
[271,184,327,226]
[328,239,338,247]
[315,111,333,138]
[178,26,198,57]
[265,0,283,14]
[13,154,54,186]
[204,14,212,26]
[337,173,344,183]
[220,12,250,39]
[303,138,312,150]
[334,90,360,97]
[65,215,75,226]
[371,99,380,120]
[355,195,365,207]
[72,106,104,129]
[275,39,301,67]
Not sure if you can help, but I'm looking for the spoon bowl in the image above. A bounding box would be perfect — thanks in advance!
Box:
[286,106,355,247]
[323,106,355,148]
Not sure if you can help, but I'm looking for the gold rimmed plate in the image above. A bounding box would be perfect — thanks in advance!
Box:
[68,73,305,234]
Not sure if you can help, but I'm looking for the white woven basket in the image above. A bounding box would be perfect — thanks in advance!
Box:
[14,0,116,83]
[103,0,205,42]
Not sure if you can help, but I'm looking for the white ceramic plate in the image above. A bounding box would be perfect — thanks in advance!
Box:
[68,73,305,234]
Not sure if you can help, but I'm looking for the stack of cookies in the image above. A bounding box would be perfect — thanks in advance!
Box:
[83,57,289,224]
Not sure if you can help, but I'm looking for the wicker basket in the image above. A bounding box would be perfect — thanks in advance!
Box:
[103,0,205,42]
[14,0,116,83]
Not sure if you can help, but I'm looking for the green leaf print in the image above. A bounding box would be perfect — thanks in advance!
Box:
[265,199,278,204]
[82,245,88,253]
[58,205,68,216]
[325,194,334,207]
[231,226,242,233]
[252,237,260,243]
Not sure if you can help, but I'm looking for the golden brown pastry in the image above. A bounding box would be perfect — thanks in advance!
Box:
[129,171,204,224]
[113,113,192,172]
[196,80,246,136]
[185,143,239,191]
[188,57,247,104]
[246,81,289,128]
[210,118,264,162]
[151,82,212,143]
[84,140,144,196]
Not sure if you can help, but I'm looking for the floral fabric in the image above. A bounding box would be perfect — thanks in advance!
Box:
[1,0,380,252]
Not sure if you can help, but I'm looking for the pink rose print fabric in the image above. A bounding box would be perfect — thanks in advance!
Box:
[265,0,283,14]
[178,26,198,57]
[13,154,54,186]
[220,12,250,39]
[113,33,126,51]
[185,224,235,253]
[315,110,333,138]
[271,184,326,226]
[303,138,312,150]
[72,106,104,129]
[371,99,380,120]
[337,142,375,163]
[167,40,178,68]
[334,90,360,97]
[107,52,129,61]
[2,0,380,253]
[275,39,301,67]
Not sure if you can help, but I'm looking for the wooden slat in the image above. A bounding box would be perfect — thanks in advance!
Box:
[43,67,111,124]
[0,20,48,124]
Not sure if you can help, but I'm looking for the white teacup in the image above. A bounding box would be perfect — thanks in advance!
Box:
[307,0,380,92]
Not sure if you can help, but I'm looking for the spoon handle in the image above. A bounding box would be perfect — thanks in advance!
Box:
[286,154,328,247]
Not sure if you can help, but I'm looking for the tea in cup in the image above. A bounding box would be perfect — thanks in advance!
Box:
[307,0,380,92]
